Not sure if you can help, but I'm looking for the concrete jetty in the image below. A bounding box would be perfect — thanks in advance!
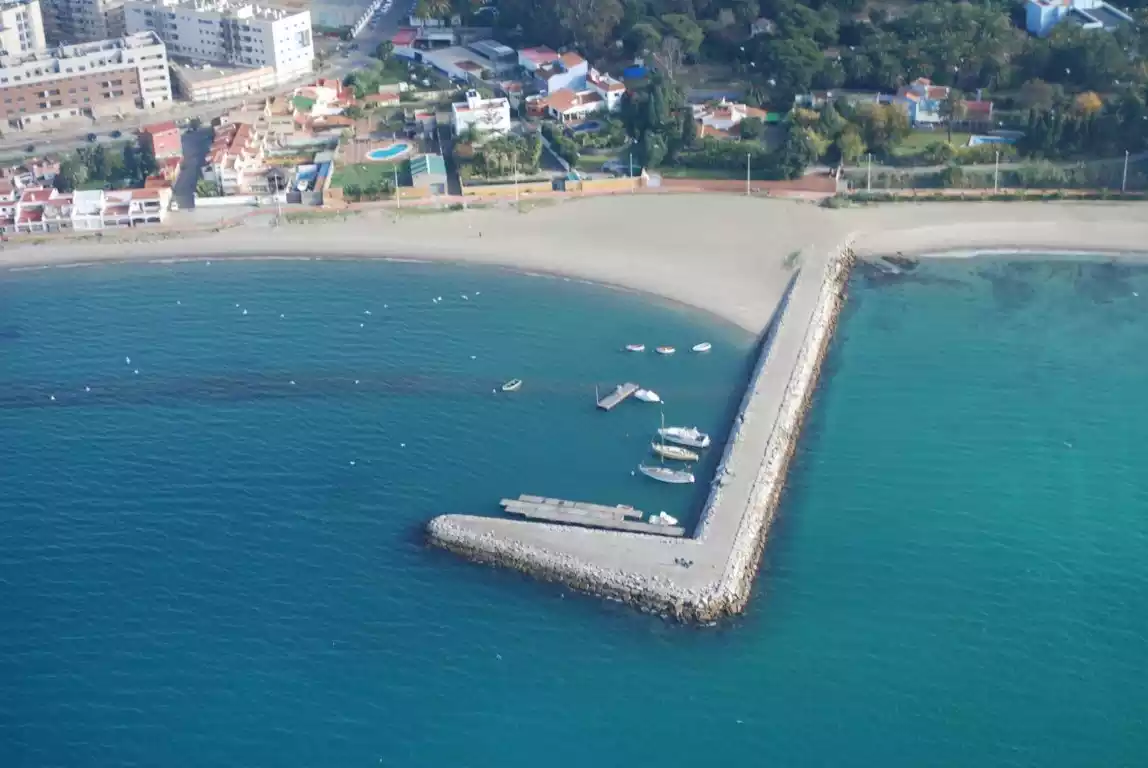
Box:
[596,382,639,411]
[427,243,855,622]
[501,496,685,537]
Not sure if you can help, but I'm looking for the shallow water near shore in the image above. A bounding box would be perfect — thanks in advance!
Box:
[4,256,1148,766]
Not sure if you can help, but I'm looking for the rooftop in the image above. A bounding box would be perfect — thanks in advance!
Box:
[519,46,559,65]
[0,31,163,68]
[392,28,417,45]
[141,120,179,135]
[410,153,447,177]
[133,0,303,21]
[469,39,514,60]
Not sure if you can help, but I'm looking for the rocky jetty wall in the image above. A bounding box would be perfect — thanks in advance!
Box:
[426,244,856,622]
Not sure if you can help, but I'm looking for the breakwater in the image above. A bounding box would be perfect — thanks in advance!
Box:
[427,243,856,622]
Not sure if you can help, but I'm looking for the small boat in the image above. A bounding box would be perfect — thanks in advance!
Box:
[625,344,645,352]
[655,346,676,355]
[649,511,679,526]
[658,426,711,449]
[638,464,695,484]
[634,388,661,403]
[501,379,523,392]
[692,342,712,353]
[651,442,699,462]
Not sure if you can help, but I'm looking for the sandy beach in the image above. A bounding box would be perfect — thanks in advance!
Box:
[5,196,1148,333]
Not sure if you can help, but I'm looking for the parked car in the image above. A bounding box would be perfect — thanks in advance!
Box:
[110,130,122,138]
[86,132,98,142]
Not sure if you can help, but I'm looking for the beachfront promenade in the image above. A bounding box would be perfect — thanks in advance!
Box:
[5,195,1148,620]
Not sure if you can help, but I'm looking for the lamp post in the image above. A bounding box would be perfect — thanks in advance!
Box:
[394,163,400,209]
[866,153,872,193]
[1122,149,1130,193]
[745,152,751,196]
[994,150,1000,193]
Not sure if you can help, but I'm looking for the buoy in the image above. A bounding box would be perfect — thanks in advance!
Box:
[290,380,296,385]
[85,386,90,392]
[125,356,131,364]
[280,314,285,318]
[49,395,55,401]
[360,323,364,328]
[242,309,248,315]
[400,443,406,448]
[364,310,372,315]
[133,369,139,375]
[355,379,360,384]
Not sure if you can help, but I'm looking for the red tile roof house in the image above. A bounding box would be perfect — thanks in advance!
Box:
[692,99,769,138]
[140,121,184,161]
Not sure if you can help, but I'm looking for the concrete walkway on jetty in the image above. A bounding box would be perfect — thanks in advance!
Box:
[6,196,1148,622]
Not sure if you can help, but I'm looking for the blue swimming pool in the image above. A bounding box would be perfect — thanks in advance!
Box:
[572,121,602,133]
[367,143,412,161]
[967,135,1018,147]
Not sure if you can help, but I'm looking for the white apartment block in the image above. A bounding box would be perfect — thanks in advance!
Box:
[42,0,126,45]
[0,30,171,129]
[124,0,313,84]
[0,0,46,56]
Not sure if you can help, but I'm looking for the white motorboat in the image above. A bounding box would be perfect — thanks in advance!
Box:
[692,342,712,353]
[501,379,523,392]
[634,388,661,403]
[655,346,675,355]
[625,343,645,352]
[649,511,680,526]
[651,442,698,462]
[638,465,695,484]
[658,426,711,449]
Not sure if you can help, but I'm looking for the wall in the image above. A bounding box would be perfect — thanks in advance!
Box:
[462,179,552,197]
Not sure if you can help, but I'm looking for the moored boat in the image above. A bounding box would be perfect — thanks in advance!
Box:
[625,343,645,352]
[651,442,698,462]
[634,388,661,403]
[655,346,676,355]
[638,464,695,484]
[501,379,523,392]
[649,511,680,526]
[691,342,712,353]
[657,426,711,449]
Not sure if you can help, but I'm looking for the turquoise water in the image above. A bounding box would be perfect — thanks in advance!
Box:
[367,143,411,161]
[3,256,1148,766]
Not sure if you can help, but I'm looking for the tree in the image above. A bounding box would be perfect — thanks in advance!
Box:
[939,90,966,143]
[413,0,451,20]
[87,144,111,181]
[774,125,819,179]
[659,14,704,60]
[122,143,141,183]
[374,41,394,61]
[140,140,158,178]
[638,130,667,169]
[1016,79,1061,112]
[654,36,684,82]
[343,183,362,202]
[681,109,698,148]
[835,128,866,165]
[626,22,662,54]
[345,105,365,120]
[55,156,88,192]
[1074,91,1104,115]
[188,117,203,131]
[739,116,765,140]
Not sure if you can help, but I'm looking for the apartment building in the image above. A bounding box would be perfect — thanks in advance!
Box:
[0,0,46,56]
[0,30,171,129]
[125,0,313,85]
[0,184,171,233]
[42,0,126,45]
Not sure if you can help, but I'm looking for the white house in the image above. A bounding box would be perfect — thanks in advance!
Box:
[1025,0,1132,36]
[534,67,626,121]
[451,89,510,135]
[692,98,768,136]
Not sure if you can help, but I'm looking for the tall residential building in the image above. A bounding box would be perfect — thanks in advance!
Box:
[42,0,126,45]
[0,0,47,55]
[0,30,171,129]
[124,0,313,83]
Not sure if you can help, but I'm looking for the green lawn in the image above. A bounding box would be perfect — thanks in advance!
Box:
[330,161,407,189]
[892,130,972,156]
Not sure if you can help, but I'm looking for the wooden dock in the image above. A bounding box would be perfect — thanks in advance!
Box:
[596,382,639,411]
[500,495,685,537]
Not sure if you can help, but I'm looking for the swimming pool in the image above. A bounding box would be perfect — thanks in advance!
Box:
[967,135,1018,147]
[367,143,412,161]
[572,121,602,133]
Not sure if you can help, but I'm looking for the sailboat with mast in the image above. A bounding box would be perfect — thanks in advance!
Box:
[639,410,696,484]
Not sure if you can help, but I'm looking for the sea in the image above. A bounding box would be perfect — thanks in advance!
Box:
[2,256,1147,767]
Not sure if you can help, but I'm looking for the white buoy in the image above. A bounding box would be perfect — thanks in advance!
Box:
[177,300,181,305]
[350,461,356,466]
[290,380,296,385]
[461,294,468,300]
[133,369,139,375]
[360,323,364,328]
[475,291,480,296]
[383,304,388,309]
[280,314,285,318]
[125,356,131,364]
[470,355,476,360]
[364,310,372,315]
[355,379,360,384]
[242,309,248,315]
[85,386,90,392]
[235,303,239,308]
[50,395,55,401]
[400,443,406,448]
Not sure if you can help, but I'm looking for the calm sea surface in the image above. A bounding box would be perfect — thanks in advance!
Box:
[2,256,1147,767]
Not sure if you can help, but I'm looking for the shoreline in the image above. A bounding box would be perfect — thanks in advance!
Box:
[8,195,1148,622]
